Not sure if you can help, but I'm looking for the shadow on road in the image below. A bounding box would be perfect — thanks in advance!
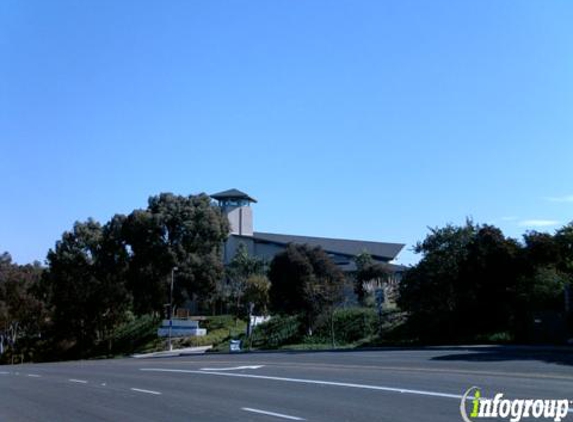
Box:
[431,346,573,367]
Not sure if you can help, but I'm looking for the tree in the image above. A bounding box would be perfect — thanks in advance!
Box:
[522,231,561,271]
[399,220,572,343]
[354,251,389,305]
[303,248,345,345]
[458,225,520,336]
[22,191,229,358]
[516,266,570,311]
[243,274,271,316]
[43,219,131,355]
[225,243,267,316]
[398,221,479,341]
[554,223,573,274]
[513,225,573,340]
[555,223,573,336]
[95,215,132,345]
[123,193,229,314]
[269,244,345,336]
[0,253,46,360]
[269,244,315,316]
[122,209,173,315]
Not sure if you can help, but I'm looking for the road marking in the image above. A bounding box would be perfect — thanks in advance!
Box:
[200,365,264,371]
[141,368,462,399]
[68,379,88,384]
[162,359,573,382]
[0,371,9,375]
[130,387,161,395]
[26,374,41,378]
[242,407,305,420]
[140,367,573,413]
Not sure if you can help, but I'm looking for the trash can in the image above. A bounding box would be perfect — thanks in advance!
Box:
[229,340,241,353]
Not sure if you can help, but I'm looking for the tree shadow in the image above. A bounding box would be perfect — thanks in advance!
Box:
[431,346,573,367]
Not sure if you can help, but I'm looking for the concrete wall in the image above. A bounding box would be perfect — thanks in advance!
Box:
[224,206,253,236]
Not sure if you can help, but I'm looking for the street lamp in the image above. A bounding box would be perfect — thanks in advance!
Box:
[168,266,178,351]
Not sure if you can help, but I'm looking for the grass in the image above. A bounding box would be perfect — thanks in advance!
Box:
[133,309,412,354]
[135,315,248,353]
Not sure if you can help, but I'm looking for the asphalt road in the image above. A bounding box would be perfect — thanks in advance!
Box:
[1,346,573,422]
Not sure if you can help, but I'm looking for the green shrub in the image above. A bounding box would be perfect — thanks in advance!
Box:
[181,328,231,348]
[475,331,514,344]
[314,308,378,344]
[93,314,160,356]
[251,315,304,349]
[177,316,247,350]
[202,315,237,331]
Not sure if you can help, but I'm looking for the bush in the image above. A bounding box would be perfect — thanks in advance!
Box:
[314,308,379,344]
[89,314,160,357]
[202,315,237,331]
[180,328,230,348]
[251,315,304,349]
[178,316,247,350]
[475,331,514,344]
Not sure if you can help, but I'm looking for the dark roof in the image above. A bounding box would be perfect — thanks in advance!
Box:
[251,231,404,260]
[211,189,257,203]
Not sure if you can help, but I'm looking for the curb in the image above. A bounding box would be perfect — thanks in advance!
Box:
[131,345,213,359]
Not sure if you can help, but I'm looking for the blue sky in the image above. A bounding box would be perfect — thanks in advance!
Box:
[1,1,572,266]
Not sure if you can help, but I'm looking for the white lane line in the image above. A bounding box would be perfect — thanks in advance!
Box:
[141,368,461,399]
[26,374,41,378]
[140,368,573,414]
[68,379,88,384]
[0,371,10,375]
[200,365,264,371]
[242,407,305,421]
[130,387,162,395]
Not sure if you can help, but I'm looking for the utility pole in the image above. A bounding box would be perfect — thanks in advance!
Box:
[168,266,178,351]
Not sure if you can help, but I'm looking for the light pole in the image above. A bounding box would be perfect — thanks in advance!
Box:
[168,266,178,351]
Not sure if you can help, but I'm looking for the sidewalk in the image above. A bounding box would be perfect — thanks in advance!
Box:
[132,345,212,359]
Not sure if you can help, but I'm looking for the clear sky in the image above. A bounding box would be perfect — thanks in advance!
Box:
[1,1,572,266]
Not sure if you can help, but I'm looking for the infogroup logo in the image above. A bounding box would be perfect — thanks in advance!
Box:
[460,387,571,422]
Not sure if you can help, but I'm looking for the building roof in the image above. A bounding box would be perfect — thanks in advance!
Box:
[211,188,257,203]
[251,231,404,261]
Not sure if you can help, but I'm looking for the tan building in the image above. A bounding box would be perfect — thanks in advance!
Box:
[211,189,406,276]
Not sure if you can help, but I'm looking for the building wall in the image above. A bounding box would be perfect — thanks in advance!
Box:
[253,241,287,262]
[225,206,253,236]
[223,235,255,264]
[224,236,288,264]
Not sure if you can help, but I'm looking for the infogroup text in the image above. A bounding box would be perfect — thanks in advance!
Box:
[460,387,571,422]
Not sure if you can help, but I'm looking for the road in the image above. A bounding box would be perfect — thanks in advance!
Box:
[1,346,573,421]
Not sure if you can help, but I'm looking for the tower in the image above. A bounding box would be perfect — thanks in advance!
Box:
[211,188,257,236]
